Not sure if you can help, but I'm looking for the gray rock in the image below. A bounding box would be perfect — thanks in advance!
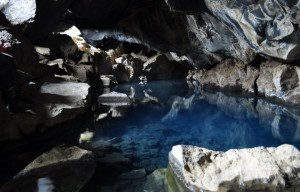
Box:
[0,0,36,25]
[204,0,300,61]
[0,146,96,192]
[169,144,300,191]
[143,54,191,81]
[98,91,131,107]
[144,169,167,192]
[192,59,259,93]
[15,79,90,129]
[257,61,300,104]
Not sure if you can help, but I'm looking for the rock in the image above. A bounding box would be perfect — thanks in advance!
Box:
[0,146,96,192]
[195,59,259,93]
[204,0,300,61]
[65,63,99,85]
[144,169,167,192]
[169,144,300,191]
[16,79,90,128]
[98,91,131,107]
[257,61,300,104]
[143,54,191,81]
[79,130,95,144]
[112,63,133,83]
[0,0,36,25]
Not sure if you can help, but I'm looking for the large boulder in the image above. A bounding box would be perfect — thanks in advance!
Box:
[0,146,96,192]
[189,59,259,93]
[27,79,90,127]
[257,61,300,104]
[169,144,300,191]
[0,0,36,25]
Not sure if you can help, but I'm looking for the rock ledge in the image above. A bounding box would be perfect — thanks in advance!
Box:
[169,144,300,191]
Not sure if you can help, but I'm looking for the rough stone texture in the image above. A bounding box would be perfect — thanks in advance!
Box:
[190,59,259,93]
[3,0,300,67]
[257,61,300,104]
[169,144,300,192]
[17,146,94,176]
[0,0,36,25]
[14,78,90,130]
[144,169,167,192]
[98,91,131,106]
[204,0,300,61]
[0,146,96,192]
[144,54,192,81]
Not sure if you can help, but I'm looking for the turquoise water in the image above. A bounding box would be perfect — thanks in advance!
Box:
[89,81,300,171]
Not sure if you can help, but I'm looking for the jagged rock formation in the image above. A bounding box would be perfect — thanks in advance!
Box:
[188,59,300,105]
[2,0,300,67]
[169,144,300,191]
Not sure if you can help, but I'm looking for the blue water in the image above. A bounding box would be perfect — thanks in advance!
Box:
[88,80,300,171]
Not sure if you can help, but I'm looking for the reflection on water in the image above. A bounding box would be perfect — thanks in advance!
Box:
[37,177,54,192]
[89,81,300,170]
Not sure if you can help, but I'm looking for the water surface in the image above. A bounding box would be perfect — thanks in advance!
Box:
[88,81,300,171]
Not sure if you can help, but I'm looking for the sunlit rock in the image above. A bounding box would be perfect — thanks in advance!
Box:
[169,144,300,191]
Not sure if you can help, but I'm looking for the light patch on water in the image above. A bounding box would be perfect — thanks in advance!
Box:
[36,177,55,192]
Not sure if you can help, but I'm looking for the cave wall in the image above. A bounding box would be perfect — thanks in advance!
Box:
[1,0,300,67]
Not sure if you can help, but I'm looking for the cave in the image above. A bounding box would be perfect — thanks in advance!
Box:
[1,0,300,191]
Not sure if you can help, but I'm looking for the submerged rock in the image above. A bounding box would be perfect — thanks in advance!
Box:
[144,169,167,192]
[169,144,300,191]
[0,146,96,192]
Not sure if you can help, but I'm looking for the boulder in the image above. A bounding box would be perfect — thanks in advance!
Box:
[257,61,300,104]
[0,146,96,192]
[98,91,131,107]
[190,59,259,93]
[144,169,167,192]
[0,0,36,25]
[143,54,191,81]
[169,144,300,191]
[13,79,90,131]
